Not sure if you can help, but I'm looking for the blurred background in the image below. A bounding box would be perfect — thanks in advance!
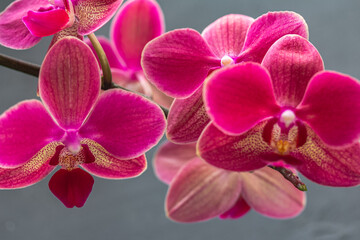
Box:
[0,0,360,239]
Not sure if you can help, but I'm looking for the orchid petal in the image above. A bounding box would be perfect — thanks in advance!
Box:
[0,0,48,49]
[219,195,251,219]
[296,71,360,146]
[290,126,360,186]
[241,167,306,218]
[39,37,100,129]
[262,35,324,107]
[79,89,165,159]
[197,122,271,171]
[202,14,254,58]
[49,21,83,48]
[74,0,123,35]
[141,28,220,98]
[49,168,94,208]
[0,100,64,168]
[0,141,61,189]
[80,139,146,179]
[150,83,174,109]
[166,158,242,222]
[237,11,308,63]
[111,0,164,71]
[204,63,281,135]
[167,87,210,143]
[153,141,197,184]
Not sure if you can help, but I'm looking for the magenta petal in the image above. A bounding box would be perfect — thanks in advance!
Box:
[241,167,306,218]
[0,142,61,189]
[111,0,164,71]
[262,35,324,107]
[204,63,281,135]
[153,141,197,184]
[0,0,48,49]
[198,123,271,172]
[167,87,210,143]
[79,89,166,159]
[202,14,254,58]
[219,195,251,219]
[296,71,360,146]
[39,37,100,129]
[49,168,94,208]
[141,28,220,98]
[81,139,146,179]
[166,158,242,222]
[74,0,123,35]
[237,11,308,63]
[0,100,64,168]
[291,126,360,186]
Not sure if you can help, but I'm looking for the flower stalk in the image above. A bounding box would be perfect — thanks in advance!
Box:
[0,53,40,77]
[268,165,307,191]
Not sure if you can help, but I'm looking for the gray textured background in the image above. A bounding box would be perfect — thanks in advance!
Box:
[1,0,360,239]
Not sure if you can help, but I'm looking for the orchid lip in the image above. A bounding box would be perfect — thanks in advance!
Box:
[61,130,82,154]
[220,55,235,67]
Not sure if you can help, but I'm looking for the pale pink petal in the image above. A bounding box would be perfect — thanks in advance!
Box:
[166,158,242,222]
[295,71,360,146]
[167,87,210,143]
[80,139,146,179]
[204,63,281,135]
[0,100,64,168]
[49,168,94,208]
[197,122,272,171]
[202,14,254,58]
[262,35,324,107]
[141,28,220,98]
[74,0,123,35]
[241,167,306,218]
[111,0,164,71]
[111,69,147,94]
[150,83,174,109]
[237,11,308,63]
[79,89,166,159]
[153,141,197,184]
[39,37,101,129]
[0,142,61,189]
[219,195,251,219]
[0,0,48,49]
[290,126,360,186]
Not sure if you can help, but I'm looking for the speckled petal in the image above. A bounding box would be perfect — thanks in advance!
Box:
[241,167,306,218]
[202,14,254,58]
[0,100,64,168]
[166,158,242,223]
[262,35,324,107]
[81,139,146,179]
[167,87,210,144]
[153,141,197,184]
[39,37,101,129]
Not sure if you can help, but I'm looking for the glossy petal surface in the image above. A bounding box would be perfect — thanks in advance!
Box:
[79,89,165,159]
[167,87,210,143]
[241,167,305,218]
[237,11,308,63]
[0,142,60,188]
[154,141,197,184]
[166,158,242,222]
[49,168,94,208]
[141,28,220,98]
[81,139,147,179]
[39,37,101,129]
[204,63,281,135]
[198,122,271,171]
[296,71,360,146]
[0,100,64,167]
[111,0,164,71]
[262,35,324,107]
[202,14,254,58]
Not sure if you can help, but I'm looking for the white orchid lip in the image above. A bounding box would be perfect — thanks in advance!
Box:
[280,109,296,128]
[220,55,234,67]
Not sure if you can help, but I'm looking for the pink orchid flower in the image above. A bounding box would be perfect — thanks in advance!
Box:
[0,37,166,207]
[85,0,173,108]
[141,11,309,144]
[0,0,123,49]
[154,141,306,222]
[198,35,360,187]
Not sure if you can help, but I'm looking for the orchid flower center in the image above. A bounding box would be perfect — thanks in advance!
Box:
[220,55,234,67]
[279,110,296,128]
